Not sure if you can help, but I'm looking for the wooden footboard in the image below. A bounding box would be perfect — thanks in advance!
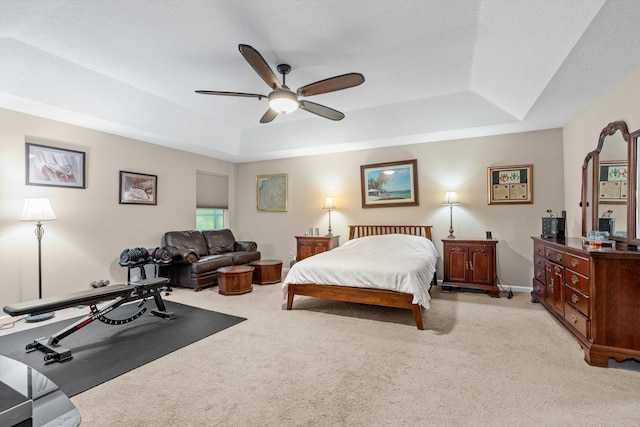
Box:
[286,283,424,330]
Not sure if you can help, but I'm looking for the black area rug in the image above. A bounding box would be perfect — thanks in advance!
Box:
[0,301,245,396]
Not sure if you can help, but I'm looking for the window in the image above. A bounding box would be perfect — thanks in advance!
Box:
[196,208,225,230]
[196,171,228,230]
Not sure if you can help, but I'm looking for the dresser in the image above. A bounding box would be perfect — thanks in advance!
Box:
[442,239,499,297]
[295,235,340,261]
[531,237,640,367]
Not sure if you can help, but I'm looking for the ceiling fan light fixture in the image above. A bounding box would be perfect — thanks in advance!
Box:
[268,88,299,114]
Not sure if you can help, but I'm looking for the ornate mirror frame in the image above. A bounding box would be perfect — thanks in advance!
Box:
[582,121,632,247]
[580,150,595,237]
[629,128,640,249]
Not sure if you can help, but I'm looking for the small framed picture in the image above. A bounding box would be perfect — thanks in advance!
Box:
[26,142,86,188]
[360,159,419,208]
[119,171,157,205]
[487,164,533,205]
[256,173,287,212]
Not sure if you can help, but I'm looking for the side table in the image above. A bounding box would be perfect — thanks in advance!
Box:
[295,235,340,261]
[250,259,283,284]
[217,265,254,295]
[441,238,499,297]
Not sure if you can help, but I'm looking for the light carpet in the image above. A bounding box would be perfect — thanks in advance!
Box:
[5,283,640,426]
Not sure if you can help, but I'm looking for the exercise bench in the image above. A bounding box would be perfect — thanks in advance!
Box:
[2,277,175,364]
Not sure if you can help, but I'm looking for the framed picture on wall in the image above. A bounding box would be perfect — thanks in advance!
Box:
[119,171,158,205]
[360,159,419,208]
[598,160,628,204]
[487,164,533,205]
[256,173,287,212]
[26,142,86,188]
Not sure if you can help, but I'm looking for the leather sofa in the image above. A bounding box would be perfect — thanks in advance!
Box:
[161,229,260,291]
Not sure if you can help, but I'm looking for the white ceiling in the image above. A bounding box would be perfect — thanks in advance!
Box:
[2,0,640,163]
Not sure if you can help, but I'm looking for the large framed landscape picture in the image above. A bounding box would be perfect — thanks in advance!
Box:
[360,159,419,208]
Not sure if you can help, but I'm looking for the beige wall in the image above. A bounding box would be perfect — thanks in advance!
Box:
[3,65,638,308]
[0,108,236,308]
[563,66,640,237]
[236,129,565,290]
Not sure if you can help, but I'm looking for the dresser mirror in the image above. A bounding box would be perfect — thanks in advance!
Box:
[630,128,640,247]
[580,151,594,237]
[582,121,632,245]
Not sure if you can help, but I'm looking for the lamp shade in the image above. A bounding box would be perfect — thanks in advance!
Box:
[322,196,336,210]
[268,88,299,114]
[443,191,459,205]
[20,198,57,221]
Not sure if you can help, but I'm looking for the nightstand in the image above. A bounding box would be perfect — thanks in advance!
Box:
[441,239,499,297]
[295,235,340,261]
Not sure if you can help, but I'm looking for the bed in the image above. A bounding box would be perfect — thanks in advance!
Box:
[283,225,439,329]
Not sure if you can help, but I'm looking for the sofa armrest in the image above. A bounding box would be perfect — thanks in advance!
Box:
[165,246,199,264]
[234,241,257,252]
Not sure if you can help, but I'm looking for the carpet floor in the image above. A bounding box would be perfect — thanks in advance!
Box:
[3,283,640,426]
[0,300,245,396]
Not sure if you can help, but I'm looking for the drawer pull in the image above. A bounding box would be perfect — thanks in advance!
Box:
[570,314,578,324]
[545,249,550,257]
[571,275,578,285]
[571,258,578,268]
[556,254,562,262]
[536,271,542,278]
[571,294,579,304]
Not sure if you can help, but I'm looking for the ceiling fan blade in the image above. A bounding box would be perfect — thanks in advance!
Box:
[299,101,345,121]
[195,90,266,99]
[260,108,279,123]
[239,44,282,90]
[297,73,365,97]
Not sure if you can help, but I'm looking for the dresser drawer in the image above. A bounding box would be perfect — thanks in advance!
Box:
[564,284,589,317]
[564,270,589,295]
[563,253,590,277]
[534,254,545,269]
[532,278,545,299]
[534,242,545,257]
[534,265,544,284]
[564,303,589,339]
[544,247,564,264]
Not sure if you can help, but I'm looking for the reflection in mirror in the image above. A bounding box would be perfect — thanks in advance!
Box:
[597,129,627,236]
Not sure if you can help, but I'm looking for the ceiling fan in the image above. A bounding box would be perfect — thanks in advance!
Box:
[195,44,365,123]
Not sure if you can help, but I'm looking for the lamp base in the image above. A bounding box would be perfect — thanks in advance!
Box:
[25,312,55,323]
[325,232,333,237]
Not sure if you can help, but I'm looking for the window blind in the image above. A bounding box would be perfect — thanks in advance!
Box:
[196,171,228,209]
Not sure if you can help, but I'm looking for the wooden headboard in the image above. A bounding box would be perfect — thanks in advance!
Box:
[348,225,433,241]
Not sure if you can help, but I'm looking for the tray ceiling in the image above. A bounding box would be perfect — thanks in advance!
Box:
[1,0,640,162]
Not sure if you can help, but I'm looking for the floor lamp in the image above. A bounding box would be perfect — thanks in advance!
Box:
[322,196,336,237]
[443,191,460,239]
[20,197,57,322]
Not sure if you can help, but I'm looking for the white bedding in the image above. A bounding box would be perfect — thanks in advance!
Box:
[282,234,440,309]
